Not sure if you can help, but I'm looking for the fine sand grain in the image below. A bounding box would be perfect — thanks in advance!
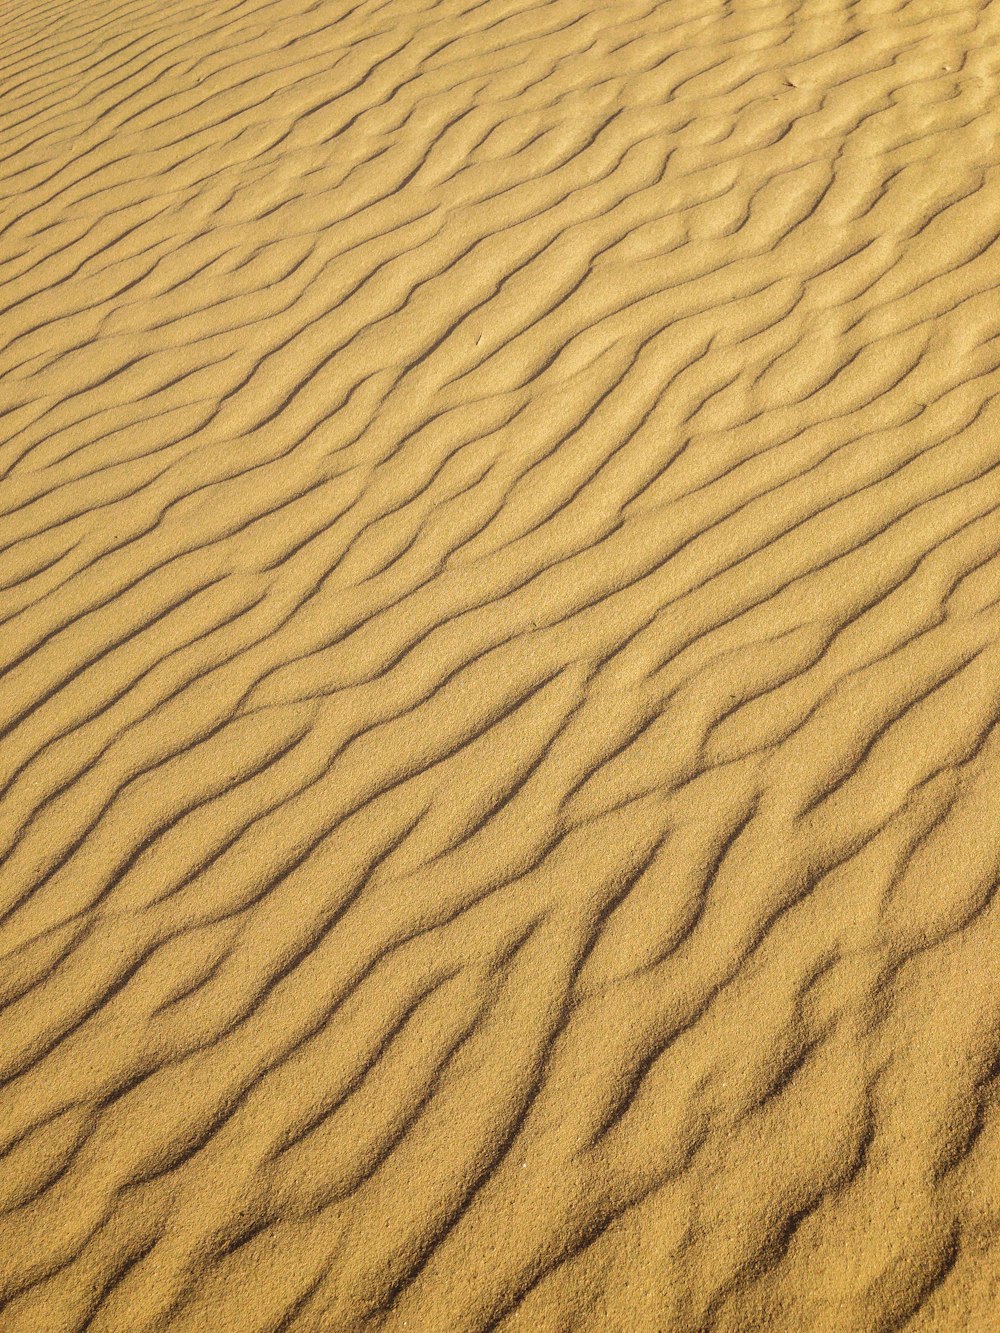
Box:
[1,0,999,1328]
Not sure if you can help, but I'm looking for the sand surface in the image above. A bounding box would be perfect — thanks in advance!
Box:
[1,0,999,1328]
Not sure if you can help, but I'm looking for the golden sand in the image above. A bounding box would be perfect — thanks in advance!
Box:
[1,0,999,1327]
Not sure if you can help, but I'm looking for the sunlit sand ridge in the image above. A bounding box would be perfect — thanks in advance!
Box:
[1,0,999,1327]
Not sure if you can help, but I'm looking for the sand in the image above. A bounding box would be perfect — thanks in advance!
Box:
[1,0,999,1328]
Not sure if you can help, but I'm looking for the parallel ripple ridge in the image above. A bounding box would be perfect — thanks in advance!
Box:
[1,0,999,1328]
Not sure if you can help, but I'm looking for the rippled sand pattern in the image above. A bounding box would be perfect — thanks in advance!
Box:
[2,0,1000,1327]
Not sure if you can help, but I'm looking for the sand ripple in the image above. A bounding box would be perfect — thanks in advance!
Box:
[1,0,999,1327]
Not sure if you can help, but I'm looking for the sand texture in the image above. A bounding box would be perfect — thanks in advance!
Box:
[1,0,999,1327]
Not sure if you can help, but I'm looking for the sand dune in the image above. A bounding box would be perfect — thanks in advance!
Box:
[1,0,999,1327]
